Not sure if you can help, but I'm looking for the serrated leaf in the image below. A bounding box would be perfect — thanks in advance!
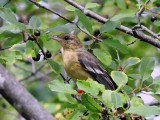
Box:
[153,76,160,84]
[58,93,77,104]
[77,80,100,97]
[111,13,135,21]
[47,59,61,74]
[111,71,128,87]
[65,5,76,11]
[75,10,92,34]
[81,94,102,113]
[102,90,113,108]
[124,57,141,68]
[100,20,121,33]
[111,92,122,108]
[115,0,126,11]
[88,114,99,120]
[102,39,128,54]
[28,16,41,29]
[93,49,112,66]
[25,40,35,57]
[48,80,77,94]
[150,94,160,102]
[46,24,76,33]
[153,21,160,26]
[85,3,100,9]
[125,105,160,117]
[140,57,155,81]
[0,8,27,32]
[0,24,19,33]
[10,43,26,53]
[131,96,144,108]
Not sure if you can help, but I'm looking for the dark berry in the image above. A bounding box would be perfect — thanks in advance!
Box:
[150,16,157,22]
[99,101,104,107]
[28,35,36,41]
[84,37,90,41]
[102,107,108,114]
[120,115,126,120]
[102,115,110,120]
[101,36,108,39]
[93,29,100,36]
[77,88,83,93]
[32,54,40,61]
[123,103,128,108]
[46,50,52,58]
[34,30,41,36]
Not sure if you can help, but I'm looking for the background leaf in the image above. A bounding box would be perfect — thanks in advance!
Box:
[81,94,102,113]
[111,71,128,86]
[48,80,77,94]
[75,10,92,33]
[47,59,61,74]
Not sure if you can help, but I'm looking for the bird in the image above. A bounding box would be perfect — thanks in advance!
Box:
[49,33,117,90]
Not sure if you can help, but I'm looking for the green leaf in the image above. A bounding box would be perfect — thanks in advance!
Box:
[153,21,160,26]
[93,49,112,66]
[58,93,77,104]
[75,10,92,33]
[65,5,76,11]
[102,90,113,108]
[85,3,100,9]
[28,16,41,29]
[124,57,141,68]
[115,0,126,11]
[81,94,102,113]
[46,24,76,33]
[111,71,128,87]
[25,40,35,57]
[77,80,103,97]
[153,76,160,85]
[10,43,26,53]
[102,39,128,54]
[140,57,155,81]
[48,80,77,94]
[111,13,135,21]
[0,24,19,33]
[88,114,99,120]
[47,59,61,74]
[131,96,144,108]
[111,92,122,108]
[100,20,121,33]
[150,94,160,102]
[0,7,27,32]
[125,105,160,117]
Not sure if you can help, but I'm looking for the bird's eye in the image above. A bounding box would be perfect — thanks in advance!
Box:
[64,36,70,40]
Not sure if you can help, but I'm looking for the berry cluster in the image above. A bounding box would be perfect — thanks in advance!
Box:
[28,30,52,61]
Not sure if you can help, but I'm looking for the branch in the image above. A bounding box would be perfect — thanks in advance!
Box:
[64,0,160,48]
[0,63,56,120]
[28,0,102,42]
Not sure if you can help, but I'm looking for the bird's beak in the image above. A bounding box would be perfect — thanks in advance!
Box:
[49,36,62,42]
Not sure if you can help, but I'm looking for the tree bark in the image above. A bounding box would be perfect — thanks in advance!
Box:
[0,63,56,120]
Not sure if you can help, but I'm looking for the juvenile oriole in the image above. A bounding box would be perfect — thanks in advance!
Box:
[49,34,117,90]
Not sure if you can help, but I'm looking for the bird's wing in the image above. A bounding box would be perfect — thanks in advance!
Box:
[78,51,117,90]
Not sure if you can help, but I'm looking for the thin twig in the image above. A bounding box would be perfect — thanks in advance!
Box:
[115,48,122,71]
[28,0,102,42]
[13,64,30,72]
[19,61,47,82]
[64,0,160,48]
[2,0,10,7]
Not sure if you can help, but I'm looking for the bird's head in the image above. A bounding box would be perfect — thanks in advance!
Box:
[49,33,84,50]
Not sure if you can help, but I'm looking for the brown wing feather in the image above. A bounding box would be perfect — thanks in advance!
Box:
[78,51,117,90]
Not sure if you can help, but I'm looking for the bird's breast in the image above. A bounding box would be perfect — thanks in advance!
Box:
[62,50,91,80]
